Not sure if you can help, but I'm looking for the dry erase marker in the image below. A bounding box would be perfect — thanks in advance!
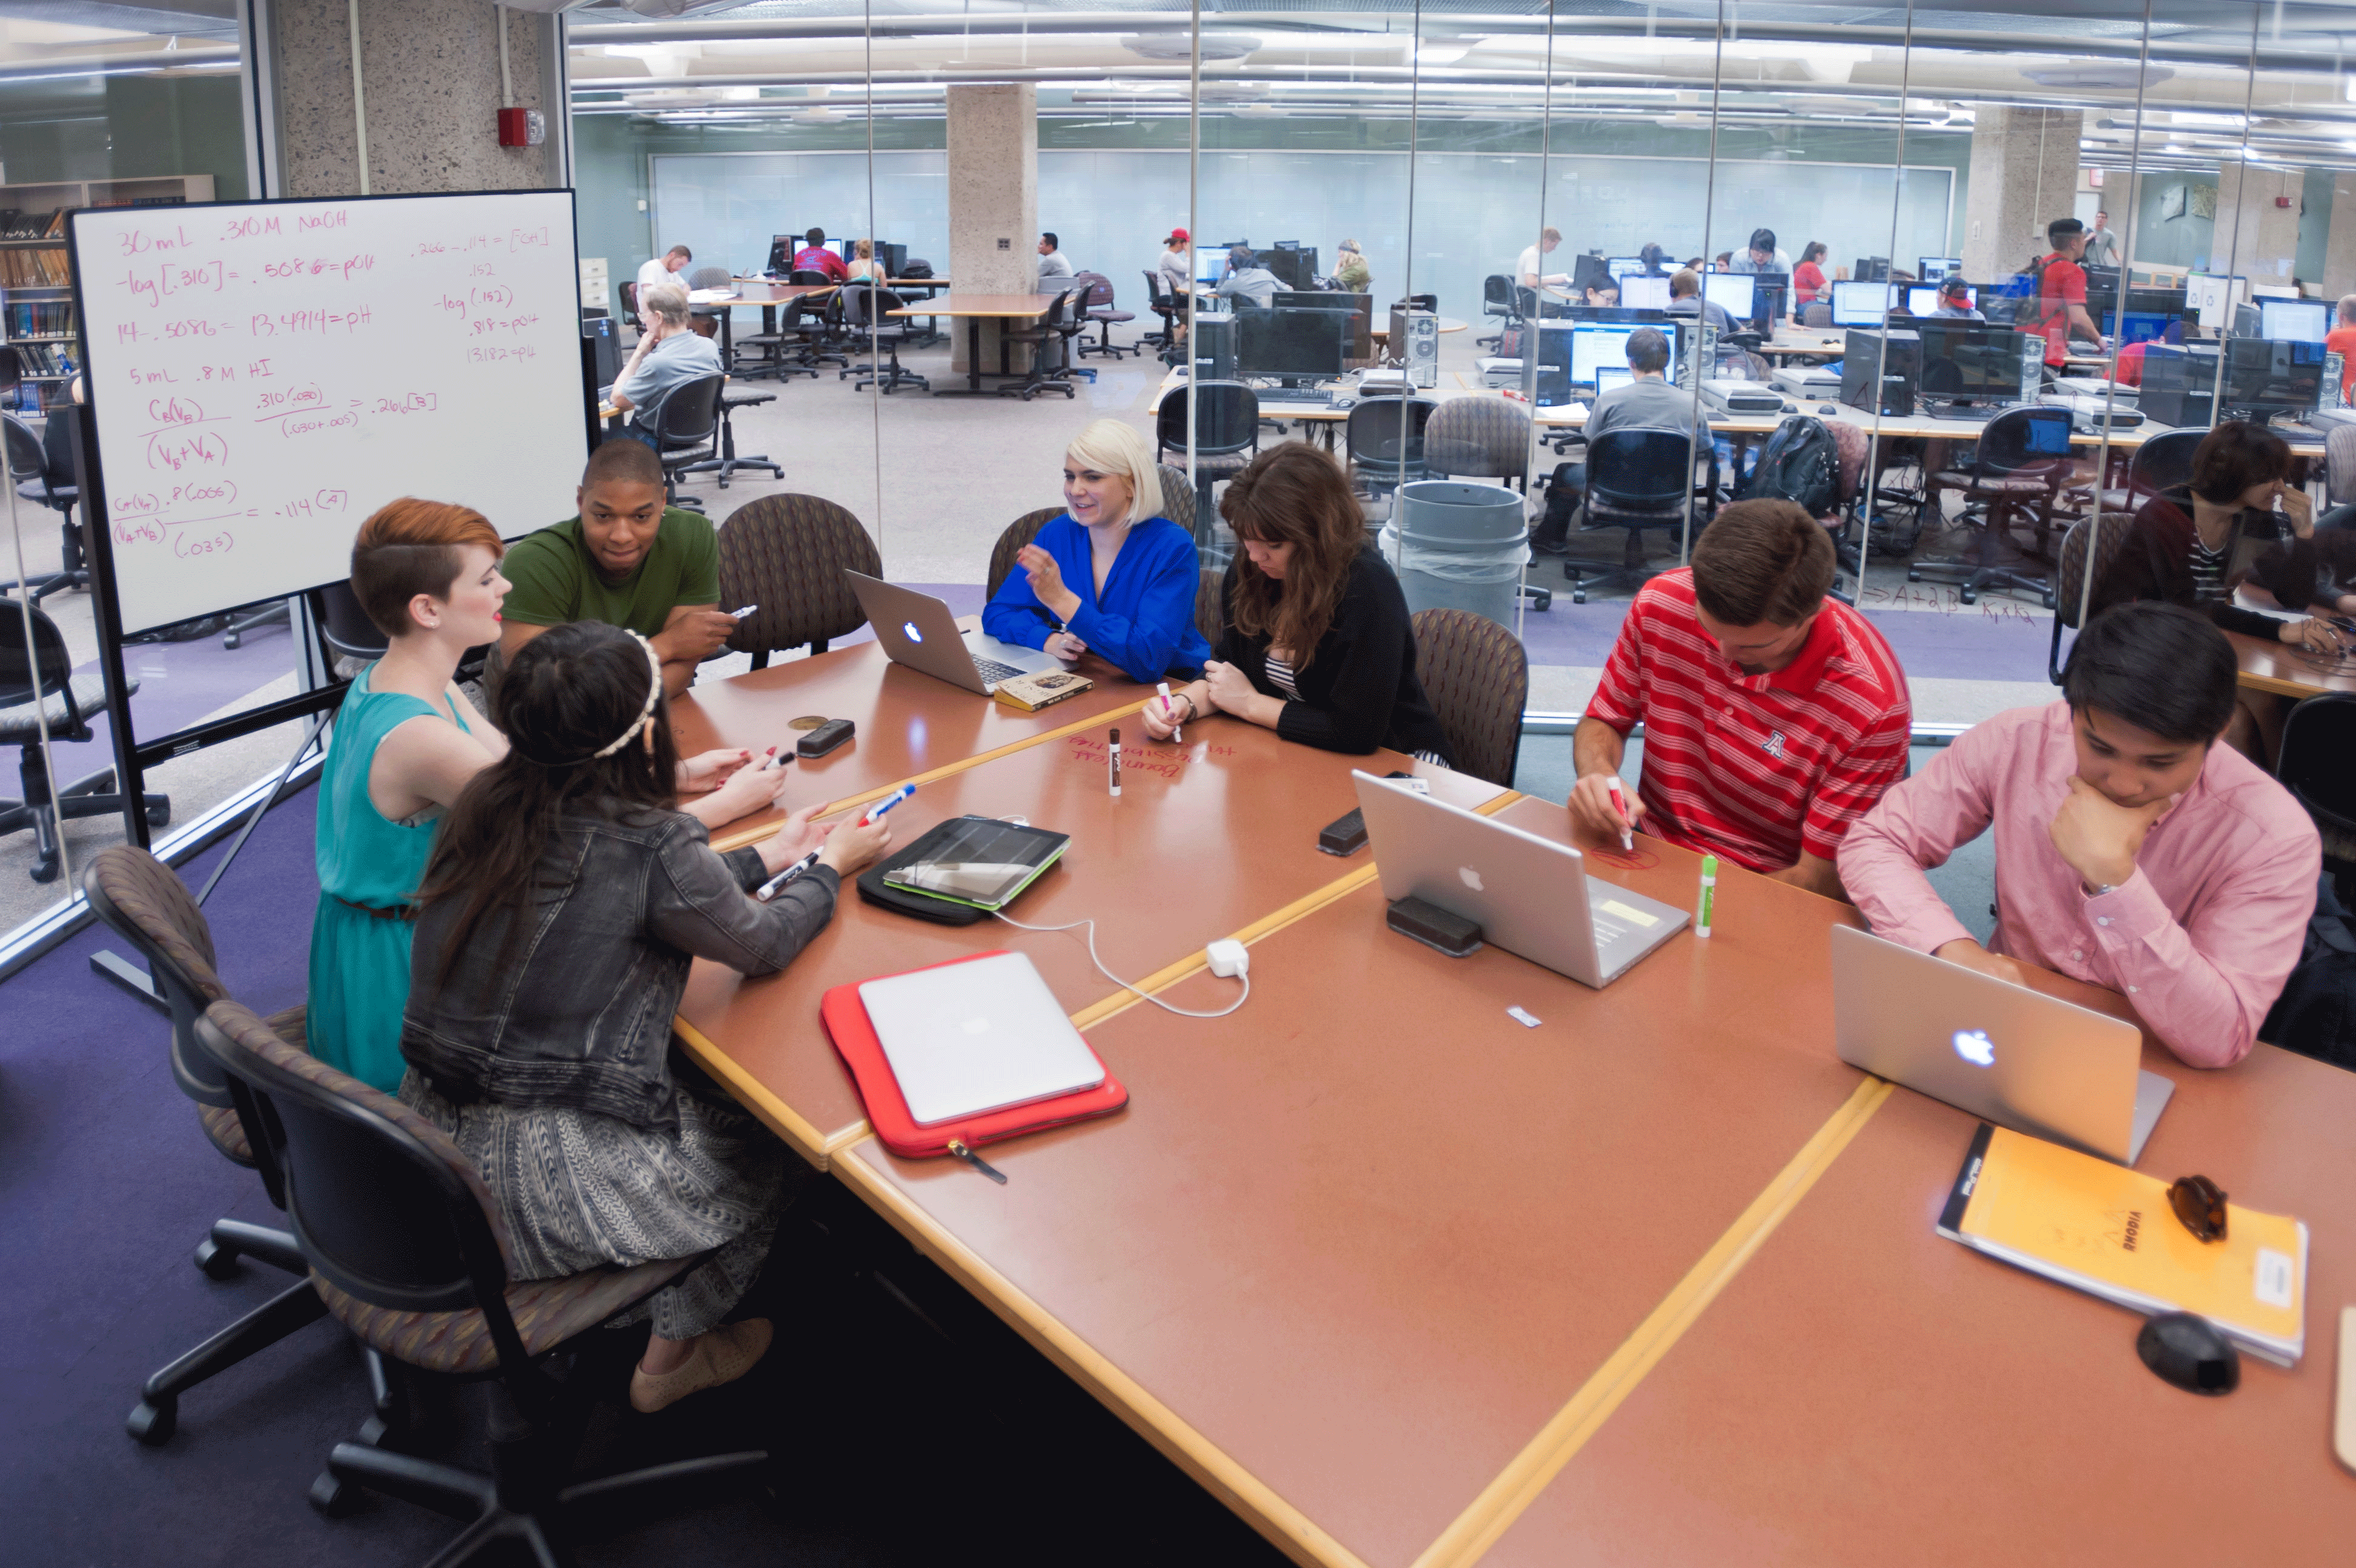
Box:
[1156,682,1182,742]
[1109,727,1123,797]
[1606,776,1635,853]
[1696,854,1718,939]
[861,783,914,826]
[753,847,821,903]
[730,604,759,619]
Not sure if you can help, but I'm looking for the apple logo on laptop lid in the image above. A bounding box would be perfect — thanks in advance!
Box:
[1458,866,1484,892]
[903,621,924,644]
[1953,1029,1996,1067]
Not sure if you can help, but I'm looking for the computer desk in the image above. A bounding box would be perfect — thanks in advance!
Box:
[2226,627,2356,700]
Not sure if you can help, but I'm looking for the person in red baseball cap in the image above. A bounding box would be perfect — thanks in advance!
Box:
[1158,228,1195,347]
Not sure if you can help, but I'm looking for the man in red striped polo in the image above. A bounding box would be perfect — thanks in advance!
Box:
[1570,499,1910,900]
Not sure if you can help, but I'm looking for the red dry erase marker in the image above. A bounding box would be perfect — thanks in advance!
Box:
[1606,776,1635,853]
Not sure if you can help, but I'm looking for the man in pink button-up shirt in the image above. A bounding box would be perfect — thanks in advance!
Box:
[1840,604,2318,1069]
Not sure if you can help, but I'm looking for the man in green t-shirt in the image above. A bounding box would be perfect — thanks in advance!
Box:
[498,440,734,697]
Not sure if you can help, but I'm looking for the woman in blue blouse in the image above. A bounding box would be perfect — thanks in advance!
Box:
[981,419,1210,684]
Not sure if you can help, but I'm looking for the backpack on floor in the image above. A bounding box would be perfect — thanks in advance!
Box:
[2262,872,2356,1070]
[1742,414,1841,518]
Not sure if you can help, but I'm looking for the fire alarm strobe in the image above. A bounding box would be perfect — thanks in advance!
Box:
[498,107,546,147]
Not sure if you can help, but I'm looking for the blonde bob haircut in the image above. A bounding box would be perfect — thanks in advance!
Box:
[1064,418,1163,525]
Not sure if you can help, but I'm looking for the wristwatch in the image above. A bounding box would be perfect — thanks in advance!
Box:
[2084,881,2119,898]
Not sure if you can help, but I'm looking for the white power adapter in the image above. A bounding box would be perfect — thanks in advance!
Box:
[1205,938,1250,979]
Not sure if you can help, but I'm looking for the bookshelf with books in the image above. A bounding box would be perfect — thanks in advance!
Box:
[1,175,215,413]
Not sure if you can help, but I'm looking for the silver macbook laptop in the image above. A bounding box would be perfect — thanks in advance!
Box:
[846,572,1063,696]
[858,952,1106,1127]
[1352,771,1688,988]
[1830,924,2174,1165]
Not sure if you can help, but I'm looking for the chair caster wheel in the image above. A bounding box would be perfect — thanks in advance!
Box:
[30,859,59,884]
[1960,589,1978,605]
[1572,589,1588,605]
[147,803,172,828]
[1906,567,1923,582]
[309,1469,357,1516]
[195,1238,242,1279]
[2042,590,2057,609]
[127,1397,176,1446]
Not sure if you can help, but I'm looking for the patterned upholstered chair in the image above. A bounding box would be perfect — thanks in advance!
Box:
[1193,566,1226,648]
[2329,424,2356,509]
[81,846,342,1446]
[1422,395,1535,493]
[1155,464,1197,539]
[2045,512,2140,686]
[1820,416,1872,582]
[196,998,766,1540]
[1802,301,1832,328]
[1410,609,1528,789]
[715,495,883,667]
[986,508,1064,599]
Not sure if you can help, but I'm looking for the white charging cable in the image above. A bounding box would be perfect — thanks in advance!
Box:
[992,912,1250,1019]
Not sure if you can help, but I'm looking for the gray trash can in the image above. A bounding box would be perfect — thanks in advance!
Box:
[1378,480,1529,629]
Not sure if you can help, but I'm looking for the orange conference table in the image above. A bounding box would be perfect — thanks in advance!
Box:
[886,292,1060,393]
[668,640,1505,1167]
[2228,626,2356,700]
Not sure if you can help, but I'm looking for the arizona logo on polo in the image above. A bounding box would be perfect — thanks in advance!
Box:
[1763,729,1787,759]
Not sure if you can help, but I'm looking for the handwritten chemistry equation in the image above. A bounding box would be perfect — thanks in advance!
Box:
[94,208,556,558]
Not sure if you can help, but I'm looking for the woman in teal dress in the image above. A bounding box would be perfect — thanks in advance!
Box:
[311,497,816,1091]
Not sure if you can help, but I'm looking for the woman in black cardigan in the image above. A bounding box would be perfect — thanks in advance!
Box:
[1141,443,1450,762]
[2087,419,2351,759]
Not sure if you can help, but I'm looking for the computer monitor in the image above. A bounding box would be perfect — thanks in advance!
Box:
[2104,310,2176,347]
[1855,257,1891,283]
[2126,286,2188,318]
[1236,305,1353,385]
[1702,272,1754,321]
[1918,257,1961,284]
[1620,275,1672,310]
[1831,280,1894,327]
[767,235,798,275]
[1261,247,1319,290]
[1605,256,1644,279]
[1571,322,1649,387]
[2221,336,2325,416]
[2259,298,2331,345]
[2186,272,2248,329]
[2232,302,2263,339]
[1912,321,2026,408]
[1595,367,1636,395]
[1907,285,1976,313]
[581,315,620,390]
[1271,290,1373,359]
[1195,246,1232,284]
[1746,272,1789,330]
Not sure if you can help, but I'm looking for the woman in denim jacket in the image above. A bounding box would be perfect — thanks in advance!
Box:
[398,622,892,1413]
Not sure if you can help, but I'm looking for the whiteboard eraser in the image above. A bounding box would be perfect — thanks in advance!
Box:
[1206,938,1249,979]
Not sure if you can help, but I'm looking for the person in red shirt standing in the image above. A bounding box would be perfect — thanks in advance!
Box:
[2023,216,2106,372]
[791,226,849,282]
[1570,499,1912,900]
[2323,293,2356,401]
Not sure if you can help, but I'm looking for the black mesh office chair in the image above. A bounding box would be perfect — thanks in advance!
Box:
[641,375,726,513]
[1478,274,1516,352]
[775,294,836,376]
[3,412,85,601]
[839,283,929,393]
[1,596,168,881]
[999,290,1080,401]
[1911,405,2075,606]
[1156,382,1261,552]
[1565,429,1700,604]
[1142,270,1181,350]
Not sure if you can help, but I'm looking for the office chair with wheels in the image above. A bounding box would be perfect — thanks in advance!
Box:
[1802,302,1832,328]
[311,578,391,677]
[1000,290,1081,401]
[683,265,731,340]
[79,846,398,1449]
[2327,424,2356,510]
[1912,405,2076,606]
[839,284,929,393]
[1565,429,1700,604]
[787,268,834,288]
[3,412,85,601]
[1141,271,1181,350]
[618,282,640,330]
[639,375,726,512]
[1153,463,1197,539]
[2279,693,2356,857]
[986,508,1065,598]
[1424,396,1534,493]
[1478,275,1515,353]
[716,495,881,666]
[775,295,835,377]
[675,384,784,489]
[1075,273,1136,359]
[2092,427,2201,516]
[1410,608,1527,788]
[2042,513,2143,685]
[195,998,767,1555]
[1156,382,1261,550]
[1,597,167,882]
[1343,396,1435,505]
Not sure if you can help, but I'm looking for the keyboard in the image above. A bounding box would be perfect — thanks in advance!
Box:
[973,656,1029,684]
[1257,389,1341,409]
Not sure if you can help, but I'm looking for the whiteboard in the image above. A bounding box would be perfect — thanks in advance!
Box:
[71,190,588,635]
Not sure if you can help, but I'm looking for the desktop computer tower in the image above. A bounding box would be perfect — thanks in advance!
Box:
[1838,328,1920,416]
[1263,248,1319,290]
[1192,314,1238,382]
[1390,307,1440,387]
[2137,345,2219,429]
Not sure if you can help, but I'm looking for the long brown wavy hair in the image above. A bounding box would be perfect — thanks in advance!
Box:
[1220,443,1364,670]
[413,621,681,985]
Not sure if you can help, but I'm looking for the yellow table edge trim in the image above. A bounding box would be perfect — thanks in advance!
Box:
[1409,1075,1896,1568]
[1067,790,1523,1032]
[710,697,1152,853]
[2237,669,2338,701]
[832,1140,1375,1568]
[671,1015,841,1170]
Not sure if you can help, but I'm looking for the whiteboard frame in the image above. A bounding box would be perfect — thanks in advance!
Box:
[62,186,593,853]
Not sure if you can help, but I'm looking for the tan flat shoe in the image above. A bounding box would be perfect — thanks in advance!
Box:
[629,1318,774,1414]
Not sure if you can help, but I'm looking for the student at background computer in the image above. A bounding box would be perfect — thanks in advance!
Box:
[636,245,692,302]
[982,419,1210,686]
[1666,267,1735,335]
[1930,276,1984,321]
[1332,238,1370,293]
[1156,227,1193,344]
[1140,444,1450,764]
[1840,602,2319,1070]
[1567,500,1910,901]
[1792,241,1829,310]
[1729,227,1789,274]
[1518,227,1572,295]
[1038,233,1073,280]
[2087,420,2351,763]
[1530,327,1709,557]
[1215,246,1281,308]
[792,227,849,282]
[604,284,722,453]
[400,621,894,1416]
[845,239,883,282]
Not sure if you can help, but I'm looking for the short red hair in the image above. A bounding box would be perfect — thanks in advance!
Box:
[350,498,502,637]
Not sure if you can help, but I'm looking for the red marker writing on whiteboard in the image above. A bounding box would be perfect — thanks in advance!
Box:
[1606,776,1635,853]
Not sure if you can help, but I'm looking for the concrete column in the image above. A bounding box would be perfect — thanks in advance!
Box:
[2323,173,2356,300]
[1958,108,2083,284]
[946,83,1039,375]
[265,0,561,199]
[2212,161,2302,285]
